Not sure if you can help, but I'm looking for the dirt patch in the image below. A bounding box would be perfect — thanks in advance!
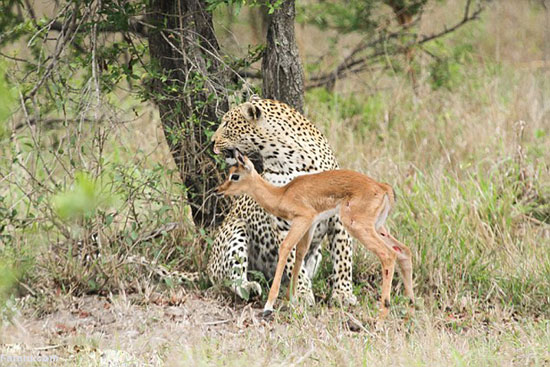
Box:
[1,291,276,365]
[1,291,549,366]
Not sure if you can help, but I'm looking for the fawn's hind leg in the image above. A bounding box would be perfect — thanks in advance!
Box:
[357,228,396,319]
[345,224,396,319]
[379,226,414,304]
[341,198,397,319]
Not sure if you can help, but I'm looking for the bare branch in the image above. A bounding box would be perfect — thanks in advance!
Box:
[414,1,482,45]
[13,117,96,131]
[48,19,148,37]
[306,1,484,90]
[464,0,472,20]
[239,70,262,79]
[25,7,85,101]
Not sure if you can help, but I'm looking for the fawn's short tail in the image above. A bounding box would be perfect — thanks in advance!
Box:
[375,185,394,230]
[380,183,396,207]
[390,186,396,206]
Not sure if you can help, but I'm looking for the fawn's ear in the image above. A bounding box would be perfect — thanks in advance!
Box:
[234,150,246,167]
[240,102,262,122]
[243,156,255,172]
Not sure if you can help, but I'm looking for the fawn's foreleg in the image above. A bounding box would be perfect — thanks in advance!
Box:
[287,228,315,302]
[263,216,314,316]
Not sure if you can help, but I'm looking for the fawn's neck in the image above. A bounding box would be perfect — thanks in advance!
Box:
[247,176,287,216]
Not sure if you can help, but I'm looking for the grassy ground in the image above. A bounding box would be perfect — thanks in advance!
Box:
[0,292,548,366]
[305,0,550,321]
[1,0,549,365]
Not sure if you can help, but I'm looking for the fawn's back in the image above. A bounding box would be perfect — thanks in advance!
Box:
[280,170,393,215]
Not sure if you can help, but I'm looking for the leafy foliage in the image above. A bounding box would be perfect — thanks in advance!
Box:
[298,0,382,33]
[206,0,283,14]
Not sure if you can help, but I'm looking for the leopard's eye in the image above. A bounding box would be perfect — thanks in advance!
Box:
[230,174,240,181]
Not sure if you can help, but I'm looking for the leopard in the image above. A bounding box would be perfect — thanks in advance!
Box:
[208,96,357,307]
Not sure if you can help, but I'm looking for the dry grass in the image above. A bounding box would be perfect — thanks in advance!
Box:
[1,292,548,366]
[303,0,550,319]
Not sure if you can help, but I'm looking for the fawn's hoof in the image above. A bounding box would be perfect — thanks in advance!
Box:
[262,309,273,319]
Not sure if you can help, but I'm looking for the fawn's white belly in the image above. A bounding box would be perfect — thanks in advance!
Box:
[313,205,341,227]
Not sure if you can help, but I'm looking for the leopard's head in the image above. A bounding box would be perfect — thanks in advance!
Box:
[212,99,266,168]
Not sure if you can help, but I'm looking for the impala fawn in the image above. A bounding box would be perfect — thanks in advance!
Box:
[218,151,414,319]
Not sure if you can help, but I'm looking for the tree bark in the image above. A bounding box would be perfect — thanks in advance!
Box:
[261,0,305,113]
[147,0,229,229]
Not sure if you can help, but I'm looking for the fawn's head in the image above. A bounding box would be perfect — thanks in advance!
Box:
[218,151,259,196]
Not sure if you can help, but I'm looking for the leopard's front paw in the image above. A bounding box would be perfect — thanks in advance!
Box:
[233,280,262,300]
[332,289,357,306]
[295,287,315,306]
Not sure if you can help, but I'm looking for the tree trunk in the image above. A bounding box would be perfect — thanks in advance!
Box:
[147,0,230,229]
[261,0,305,113]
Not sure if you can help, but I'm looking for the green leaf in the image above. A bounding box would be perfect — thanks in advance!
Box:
[130,231,138,241]
[105,214,114,226]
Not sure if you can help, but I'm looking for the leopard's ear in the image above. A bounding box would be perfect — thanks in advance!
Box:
[240,102,262,122]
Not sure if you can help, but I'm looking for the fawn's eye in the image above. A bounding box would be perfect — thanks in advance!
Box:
[230,174,240,181]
